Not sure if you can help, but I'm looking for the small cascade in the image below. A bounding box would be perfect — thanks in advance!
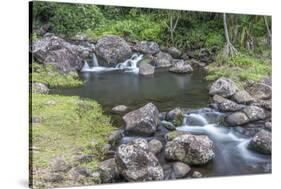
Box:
[92,53,99,67]
[186,113,209,126]
[81,53,143,73]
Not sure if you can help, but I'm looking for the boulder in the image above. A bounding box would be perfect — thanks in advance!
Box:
[112,105,128,113]
[32,34,83,73]
[169,60,193,74]
[166,108,184,127]
[191,171,203,178]
[152,52,173,68]
[32,82,49,94]
[190,59,207,68]
[133,41,160,54]
[148,139,163,155]
[165,130,190,141]
[165,134,215,165]
[225,112,250,126]
[108,130,123,145]
[49,157,71,173]
[166,47,182,58]
[249,129,271,154]
[161,120,176,131]
[199,48,214,63]
[97,158,119,183]
[232,90,255,105]
[265,121,272,131]
[246,81,271,100]
[242,105,267,122]
[172,162,191,178]
[139,63,155,75]
[95,35,132,66]
[251,99,272,111]
[115,138,164,181]
[213,95,244,112]
[123,103,160,136]
[209,77,238,97]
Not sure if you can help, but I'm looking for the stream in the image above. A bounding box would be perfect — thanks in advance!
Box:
[51,55,271,178]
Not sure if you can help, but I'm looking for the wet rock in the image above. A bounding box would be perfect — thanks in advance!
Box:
[152,52,173,68]
[233,90,255,105]
[165,134,215,165]
[32,34,83,73]
[97,158,119,183]
[133,41,160,54]
[172,162,191,178]
[191,171,203,178]
[249,129,271,154]
[169,60,193,74]
[209,77,238,98]
[123,103,160,136]
[115,138,164,181]
[165,47,182,58]
[108,130,123,145]
[50,157,71,173]
[161,120,176,131]
[225,112,250,126]
[32,82,49,94]
[139,63,155,75]
[243,105,267,122]
[190,59,206,68]
[213,95,245,112]
[165,131,190,141]
[95,35,132,66]
[112,105,128,113]
[166,108,184,127]
[148,139,163,155]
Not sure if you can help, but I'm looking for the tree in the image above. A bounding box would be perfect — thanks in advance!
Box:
[164,11,180,46]
[263,16,272,45]
[223,13,238,57]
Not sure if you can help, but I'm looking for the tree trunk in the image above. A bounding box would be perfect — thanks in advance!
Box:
[264,16,271,45]
[223,13,238,57]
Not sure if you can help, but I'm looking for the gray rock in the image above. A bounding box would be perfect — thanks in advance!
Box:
[95,36,132,66]
[191,171,203,178]
[249,129,271,154]
[50,157,71,173]
[190,59,206,68]
[169,60,193,74]
[32,82,49,94]
[247,82,271,100]
[213,95,245,112]
[243,105,267,122]
[165,131,190,141]
[225,112,250,126]
[148,139,163,155]
[159,112,167,120]
[166,108,184,127]
[209,77,238,97]
[108,130,123,145]
[152,52,173,68]
[251,100,272,111]
[161,120,176,131]
[97,158,119,183]
[139,63,155,75]
[91,172,101,184]
[112,105,128,113]
[32,34,83,73]
[123,103,160,136]
[115,138,164,181]
[233,90,255,104]
[133,41,160,54]
[265,122,272,131]
[166,47,182,58]
[44,173,64,183]
[165,134,215,165]
[172,162,191,178]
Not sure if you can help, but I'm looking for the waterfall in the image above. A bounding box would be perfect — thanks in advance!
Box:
[81,53,143,73]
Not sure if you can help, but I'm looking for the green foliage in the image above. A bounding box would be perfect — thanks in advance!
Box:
[33,1,104,36]
[84,15,164,43]
[31,63,83,88]
[206,52,271,85]
[31,93,113,170]
[205,33,224,48]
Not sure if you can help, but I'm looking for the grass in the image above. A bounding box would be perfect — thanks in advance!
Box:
[205,52,271,86]
[31,93,114,187]
[31,63,83,88]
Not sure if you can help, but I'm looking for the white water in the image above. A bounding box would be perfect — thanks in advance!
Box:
[81,53,143,73]
[177,110,270,163]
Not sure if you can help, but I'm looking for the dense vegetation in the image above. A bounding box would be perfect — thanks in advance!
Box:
[32,1,271,83]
